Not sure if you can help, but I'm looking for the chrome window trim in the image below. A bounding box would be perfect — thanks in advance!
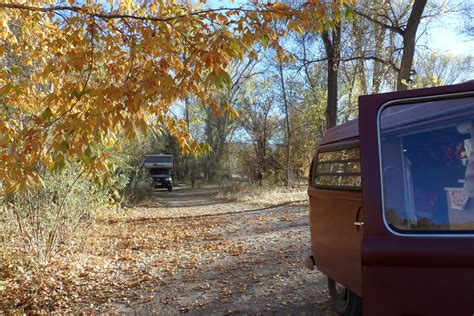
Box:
[377,91,474,237]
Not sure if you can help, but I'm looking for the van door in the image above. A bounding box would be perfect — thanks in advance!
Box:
[359,82,474,316]
[308,141,364,296]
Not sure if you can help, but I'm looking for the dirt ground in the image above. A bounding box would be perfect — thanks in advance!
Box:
[1,185,336,315]
[117,186,336,315]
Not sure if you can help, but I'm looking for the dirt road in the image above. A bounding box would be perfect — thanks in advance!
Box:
[1,186,336,315]
[120,186,335,315]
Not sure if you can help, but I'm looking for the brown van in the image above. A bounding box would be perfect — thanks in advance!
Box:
[306,81,474,316]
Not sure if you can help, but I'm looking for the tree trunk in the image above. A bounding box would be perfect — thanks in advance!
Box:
[205,108,212,182]
[371,4,388,94]
[396,0,427,91]
[352,18,368,96]
[322,23,341,128]
[183,96,192,186]
[277,60,292,187]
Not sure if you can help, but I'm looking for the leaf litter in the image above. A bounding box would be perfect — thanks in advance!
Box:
[0,186,335,315]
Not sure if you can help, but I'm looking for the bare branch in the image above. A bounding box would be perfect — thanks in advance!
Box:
[344,4,403,34]
[0,3,253,23]
[340,56,400,72]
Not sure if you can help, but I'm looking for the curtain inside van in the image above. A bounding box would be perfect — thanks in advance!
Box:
[463,121,474,197]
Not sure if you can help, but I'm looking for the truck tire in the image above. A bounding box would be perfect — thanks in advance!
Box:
[327,277,362,316]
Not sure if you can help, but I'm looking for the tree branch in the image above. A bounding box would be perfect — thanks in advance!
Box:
[295,57,329,73]
[0,3,253,23]
[340,56,400,72]
[344,4,403,35]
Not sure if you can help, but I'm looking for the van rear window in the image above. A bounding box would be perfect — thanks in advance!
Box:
[314,147,361,190]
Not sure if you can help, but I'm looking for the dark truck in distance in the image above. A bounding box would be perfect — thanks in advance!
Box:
[143,154,174,192]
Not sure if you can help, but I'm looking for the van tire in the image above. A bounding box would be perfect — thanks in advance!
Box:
[327,277,362,316]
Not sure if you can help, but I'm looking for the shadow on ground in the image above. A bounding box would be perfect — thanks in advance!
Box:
[117,186,336,316]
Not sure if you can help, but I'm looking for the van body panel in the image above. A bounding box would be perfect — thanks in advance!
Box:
[358,81,474,315]
[362,266,474,316]
[308,187,363,295]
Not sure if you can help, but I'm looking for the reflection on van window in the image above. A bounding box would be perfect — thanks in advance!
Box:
[315,147,361,190]
[379,97,474,233]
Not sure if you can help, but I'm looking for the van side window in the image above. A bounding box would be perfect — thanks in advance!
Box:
[314,147,361,190]
[379,97,474,234]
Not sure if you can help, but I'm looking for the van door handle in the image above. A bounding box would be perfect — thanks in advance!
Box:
[354,205,364,231]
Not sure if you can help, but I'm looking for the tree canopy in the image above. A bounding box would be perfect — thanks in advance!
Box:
[0,0,352,192]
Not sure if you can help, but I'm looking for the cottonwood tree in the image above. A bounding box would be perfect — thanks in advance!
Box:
[238,80,280,185]
[349,0,430,91]
[0,0,352,192]
[338,0,398,103]
[184,57,260,182]
[275,51,293,186]
[204,59,261,181]
[284,76,326,181]
[307,0,438,127]
[284,0,342,129]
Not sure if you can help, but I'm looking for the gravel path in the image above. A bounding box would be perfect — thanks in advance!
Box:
[120,186,336,315]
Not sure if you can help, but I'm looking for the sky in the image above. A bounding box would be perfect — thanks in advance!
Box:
[205,0,473,57]
[422,8,473,56]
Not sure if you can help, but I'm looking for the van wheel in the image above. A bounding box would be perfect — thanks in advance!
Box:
[327,277,362,316]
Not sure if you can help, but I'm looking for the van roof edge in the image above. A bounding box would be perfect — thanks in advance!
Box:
[320,118,359,145]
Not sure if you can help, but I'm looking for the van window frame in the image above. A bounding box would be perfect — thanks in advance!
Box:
[377,92,474,237]
[313,142,362,191]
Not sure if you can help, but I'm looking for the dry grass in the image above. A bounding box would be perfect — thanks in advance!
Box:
[217,183,308,207]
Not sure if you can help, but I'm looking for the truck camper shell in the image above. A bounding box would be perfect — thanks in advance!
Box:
[143,154,173,169]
